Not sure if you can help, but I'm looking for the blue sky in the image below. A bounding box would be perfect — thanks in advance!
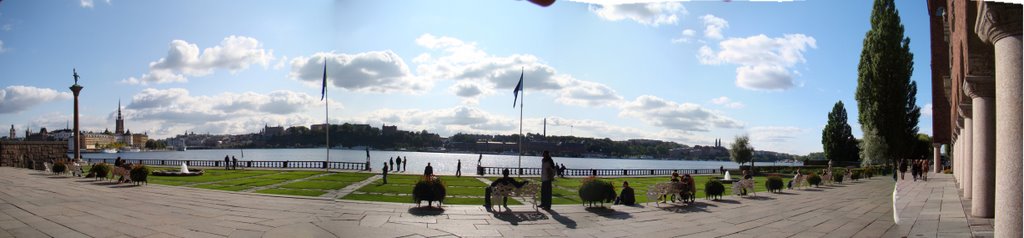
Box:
[0,0,934,155]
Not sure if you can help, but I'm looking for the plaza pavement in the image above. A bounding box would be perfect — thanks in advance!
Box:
[0,167,973,237]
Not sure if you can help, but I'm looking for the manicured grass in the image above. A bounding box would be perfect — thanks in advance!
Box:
[149,169,277,185]
[313,172,375,182]
[518,175,795,204]
[257,171,323,180]
[342,174,492,205]
[191,183,250,192]
[280,180,354,190]
[254,188,327,197]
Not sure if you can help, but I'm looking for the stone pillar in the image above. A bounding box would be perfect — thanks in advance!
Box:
[69,84,83,161]
[965,76,996,218]
[933,143,942,173]
[976,2,1022,237]
[959,104,973,199]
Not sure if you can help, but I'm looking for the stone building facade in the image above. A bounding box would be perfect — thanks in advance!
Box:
[926,1,1021,237]
[0,141,69,170]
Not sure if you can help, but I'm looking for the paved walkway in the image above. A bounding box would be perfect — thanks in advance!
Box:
[0,167,967,238]
[892,173,978,237]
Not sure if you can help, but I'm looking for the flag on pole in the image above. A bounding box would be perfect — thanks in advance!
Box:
[512,69,523,108]
[320,60,328,101]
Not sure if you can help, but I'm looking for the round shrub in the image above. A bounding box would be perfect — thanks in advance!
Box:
[766,176,784,193]
[704,180,725,200]
[578,178,616,206]
[130,164,151,185]
[832,173,844,183]
[851,170,861,181]
[90,163,112,179]
[412,177,446,205]
[806,173,822,187]
[52,160,67,174]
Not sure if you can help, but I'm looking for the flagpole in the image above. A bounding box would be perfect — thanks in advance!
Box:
[518,68,524,178]
[323,60,330,172]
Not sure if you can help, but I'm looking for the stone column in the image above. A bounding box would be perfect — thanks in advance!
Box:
[69,84,83,161]
[965,76,996,218]
[933,143,942,173]
[976,2,1022,237]
[959,104,973,199]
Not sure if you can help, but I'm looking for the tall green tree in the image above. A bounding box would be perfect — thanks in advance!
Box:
[822,101,859,164]
[855,0,920,168]
[730,135,754,167]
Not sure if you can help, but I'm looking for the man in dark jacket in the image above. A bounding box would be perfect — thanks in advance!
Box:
[614,181,635,205]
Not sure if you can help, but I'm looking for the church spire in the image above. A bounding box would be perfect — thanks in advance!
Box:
[115,99,125,135]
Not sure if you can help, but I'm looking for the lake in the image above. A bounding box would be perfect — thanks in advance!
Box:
[74,148,801,175]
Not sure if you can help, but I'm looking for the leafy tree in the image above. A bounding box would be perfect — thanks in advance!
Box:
[911,134,933,160]
[855,0,919,168]
[729,135,754,167]
[822,101,859,164]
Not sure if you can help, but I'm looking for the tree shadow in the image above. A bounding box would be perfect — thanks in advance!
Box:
[658,201,716,213]
[47,176,71,179]
[407,206,445,216]
[741,196,776,201]
[803,188,823,192]
[713,199,742,204]
[492,211,548,225]
[29,173,50,176]
[773,191,797,195]
[107,184,142,188]
[584,207,632,220]
[545,209,577,229]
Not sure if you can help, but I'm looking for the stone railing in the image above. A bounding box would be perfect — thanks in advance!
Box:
[82,158,367,171]
[478,166,718,177]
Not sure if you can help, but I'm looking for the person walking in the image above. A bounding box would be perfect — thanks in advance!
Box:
[402,156,408,171]
[389,157,394,172]
[224,155,230,170]
[456,159,462,177]
[395,157,402,173]
[911,159,921,181]
[540,150,556,210]
[231,156,238,170]
[898,159,908,180]
[381,162,389,184]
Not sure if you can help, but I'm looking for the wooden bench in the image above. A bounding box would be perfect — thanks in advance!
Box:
[68,162,83,177]
[490,183,540,212]
[790,174,808,190]
[43,162,53,173]
[645,182,693,206]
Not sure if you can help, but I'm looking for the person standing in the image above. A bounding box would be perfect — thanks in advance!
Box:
[389,157,394,172]
[540,150,556,209]
[381,162,389,184]
[395,157,402,173]
[424,163,434,178]
[403,156,408,171]
[231,156,238,170]
[720,165,725,175]
[224,155,230,170]
[456,159,462,177]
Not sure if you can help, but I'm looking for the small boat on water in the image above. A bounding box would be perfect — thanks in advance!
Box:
[177,145,188,151]
[102,148,118,154]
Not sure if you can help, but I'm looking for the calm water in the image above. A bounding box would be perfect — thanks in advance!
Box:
[74,148,801,175]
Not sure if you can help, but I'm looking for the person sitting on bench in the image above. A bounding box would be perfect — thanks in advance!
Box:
[484,169,528,210]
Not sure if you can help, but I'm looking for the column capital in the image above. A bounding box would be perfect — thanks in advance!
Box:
[958,103,973,119]
[963,75,996,98]
[975,2,1022,44]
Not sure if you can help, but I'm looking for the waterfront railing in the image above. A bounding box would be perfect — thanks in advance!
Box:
[478,166,718,177]
[82,158,368,171]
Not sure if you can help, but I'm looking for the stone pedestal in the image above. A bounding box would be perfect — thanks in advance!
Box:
[932,143,941,173]
[965,76,995,218]
[976,2,1022,237]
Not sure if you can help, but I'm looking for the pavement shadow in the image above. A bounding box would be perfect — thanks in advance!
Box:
[773,191,798,195]
[741,196,776,201]
[584,207,632,220]
[713,199,742,204]
[407,207,445,216]
[47,176,71,179]
[29,173,50,176]
[803,188,824,192]
[107,184,143,188]
[658,201,716,213]
[492,211,548,225]
[545,209,577,229]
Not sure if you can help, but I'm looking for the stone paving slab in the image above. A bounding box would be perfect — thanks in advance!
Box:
[0,167,972,237]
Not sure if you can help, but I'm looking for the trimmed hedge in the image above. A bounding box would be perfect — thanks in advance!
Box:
[806,173,822,187]
[704,180,725,200]
[832,173,844,183]
[90,163,112,180]
[578,178,616,206]
[130,164,151,185]
[412,176,446,206]
[766,176,784,193]
[52,160,67,174]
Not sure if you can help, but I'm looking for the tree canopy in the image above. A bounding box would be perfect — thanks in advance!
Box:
[729,135,754,166]
[822,101,859,164]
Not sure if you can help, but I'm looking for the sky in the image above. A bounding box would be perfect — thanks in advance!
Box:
[0,0,936,155]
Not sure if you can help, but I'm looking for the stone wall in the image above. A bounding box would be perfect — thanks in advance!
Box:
[0,141,68,170]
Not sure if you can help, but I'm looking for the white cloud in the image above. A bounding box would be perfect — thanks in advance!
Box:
[698,34,817,91]
[700,14,729,39]
[671,29,696,44]
[289,51,425,93]
[710,96,744,109]
[747,126,803,153]
[1,24,12,31]
[0,40,6,53]
[124,35,275,85]
[415,34,622,107]
[80,0,94,8]
[922,103,933,117]
[619,95,743,132]
[119,88,335,138]
[588,2,686,26]
[448,81,492,105]
[0,86,73,114]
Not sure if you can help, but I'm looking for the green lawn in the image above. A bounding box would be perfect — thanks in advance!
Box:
[519,175,795,204]
[341,174,499,205]
[254,188,327,197]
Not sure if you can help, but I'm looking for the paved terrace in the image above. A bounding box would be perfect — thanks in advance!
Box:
[0,167,972,237]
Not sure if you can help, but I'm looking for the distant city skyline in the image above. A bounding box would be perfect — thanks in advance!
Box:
[0,0,935,155]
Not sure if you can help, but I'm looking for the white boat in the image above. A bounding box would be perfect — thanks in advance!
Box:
[177,145,188,151]
[102,148,118,154]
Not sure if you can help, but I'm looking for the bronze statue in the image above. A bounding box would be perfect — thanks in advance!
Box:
[73,68,80,84]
